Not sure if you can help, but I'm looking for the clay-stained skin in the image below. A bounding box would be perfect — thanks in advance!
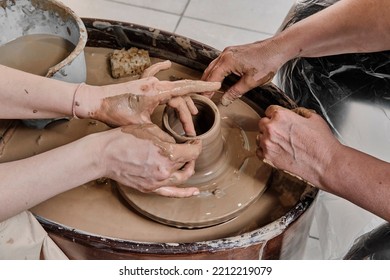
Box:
[120,124,177,175]
[117,123,201,198]
[121,124,200,163]
[220,70,274,106]
[93,66,220,135]
[141,60,171,78]
[256,105,332,188]
[97,93,156,126]
[121,123,175,146]
[202,39,280,105]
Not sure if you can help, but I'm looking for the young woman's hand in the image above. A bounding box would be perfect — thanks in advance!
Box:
[76,61,221,136]
[99,123,202,197]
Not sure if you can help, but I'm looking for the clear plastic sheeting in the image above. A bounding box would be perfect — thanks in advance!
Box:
[277,0,388,259]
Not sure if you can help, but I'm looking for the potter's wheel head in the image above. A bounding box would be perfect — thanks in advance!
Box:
[117,97,273,228]
[118,163,272,228]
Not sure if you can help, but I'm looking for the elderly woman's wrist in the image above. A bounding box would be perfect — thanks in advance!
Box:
[316,142,345,192]
[273,25,309,66]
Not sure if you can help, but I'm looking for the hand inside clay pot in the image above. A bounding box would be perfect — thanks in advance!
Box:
[75,60,221,136]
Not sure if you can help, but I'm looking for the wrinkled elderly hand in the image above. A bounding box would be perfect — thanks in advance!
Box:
[85,60,221,136]
[101,123,202,197]
[202,39,283,106]
[256,105,341,185]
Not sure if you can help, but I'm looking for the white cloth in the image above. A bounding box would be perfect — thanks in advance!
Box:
[0,211,68,260]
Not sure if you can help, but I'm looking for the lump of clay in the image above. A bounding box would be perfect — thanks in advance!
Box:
[109,47,151,78]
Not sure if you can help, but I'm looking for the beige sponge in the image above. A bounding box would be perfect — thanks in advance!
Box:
[109,47,151,78]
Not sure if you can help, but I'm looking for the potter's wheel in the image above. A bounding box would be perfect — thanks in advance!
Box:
[0,20,317,257]
[118,95,272,228]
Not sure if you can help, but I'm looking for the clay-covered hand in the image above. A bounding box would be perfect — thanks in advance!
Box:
[202,39,283,106]
[256,105,342,186]
[101,123,202,197]
[87,60,221,136]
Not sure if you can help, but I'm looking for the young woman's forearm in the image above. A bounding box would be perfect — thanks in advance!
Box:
[0,133,103,221]
[276,0,390,62]
[0,65,100,119]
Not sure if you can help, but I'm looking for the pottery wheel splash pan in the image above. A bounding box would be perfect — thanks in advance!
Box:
[117,94,272,228]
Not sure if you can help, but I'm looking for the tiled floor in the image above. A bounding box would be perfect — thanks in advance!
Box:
[60,0,294,51]
[58,0,385,260]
